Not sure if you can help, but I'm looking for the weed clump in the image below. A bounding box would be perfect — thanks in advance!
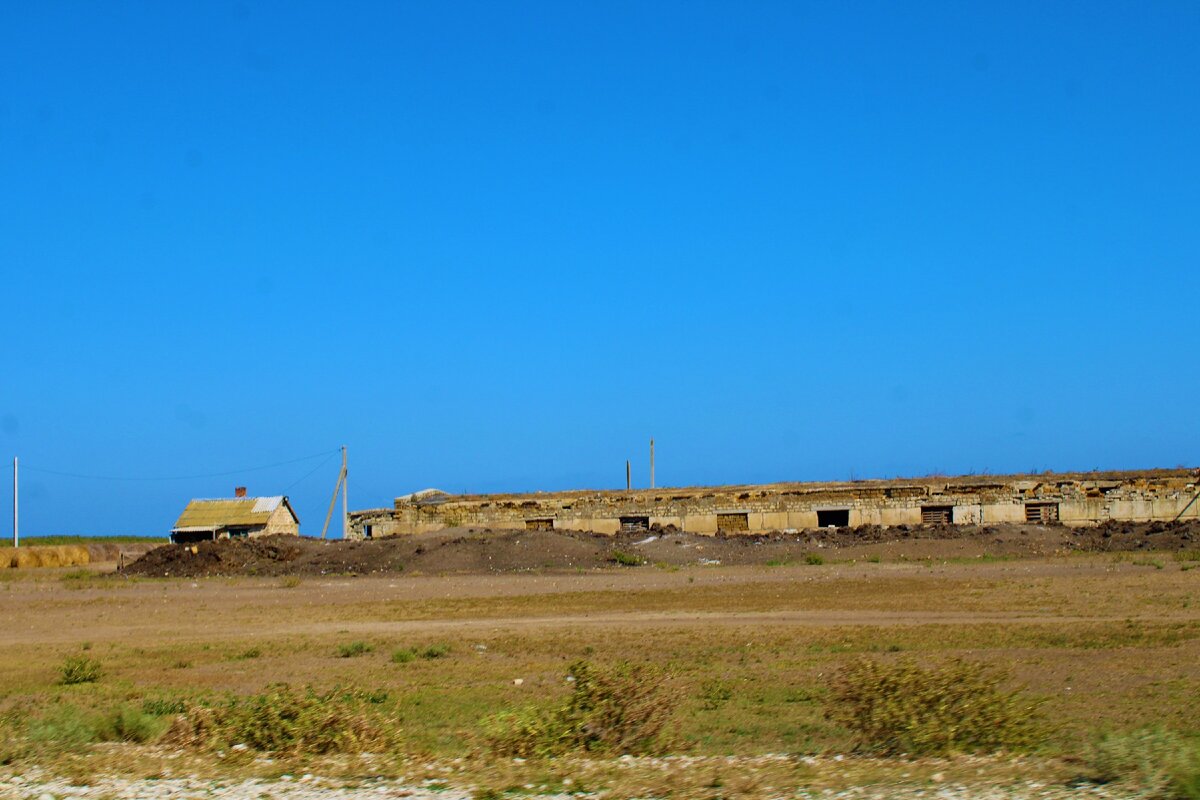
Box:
[825,658,1043,756]
[102,705,164,743]
[392,643,450,663]
[29,704,165,747]
[608,550,644,567]
[421,643,450,659]
[335,641,373,658]
[58,655,102,685]
[483,660,681,757]
[1086,727,1200,799]
[164,684,392,755]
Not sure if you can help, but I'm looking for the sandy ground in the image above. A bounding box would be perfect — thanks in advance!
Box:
[3,557,1197,652]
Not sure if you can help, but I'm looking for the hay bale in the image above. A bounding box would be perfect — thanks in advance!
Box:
[6,545,90,569]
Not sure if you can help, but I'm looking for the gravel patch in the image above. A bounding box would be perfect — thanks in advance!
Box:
[0,770,1136,800]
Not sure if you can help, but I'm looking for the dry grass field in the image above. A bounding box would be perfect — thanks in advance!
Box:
[0,548,1198,798]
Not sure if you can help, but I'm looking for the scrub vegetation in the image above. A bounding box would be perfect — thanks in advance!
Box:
[0,550,1197,797]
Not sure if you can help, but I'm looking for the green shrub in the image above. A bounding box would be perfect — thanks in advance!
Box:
[391,647,417,664]
[142,697,187,716]
[99,705,165,743]
[608,550,644,567]
[804,553,825,565]
[335,641,374,658]
[421,643,450,660]
[58,654,102,685]
[28,705,100,747]
[232,647,261,661]
[1087,728,1200,799]
[482,660,681,757]
[164,684,392,755]
[29,704,165,747]
[824,658,1043,756]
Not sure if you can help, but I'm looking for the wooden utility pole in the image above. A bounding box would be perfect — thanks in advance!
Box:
[321,446,348,540]
[341,445,348,539]
[11,456,17,549]
[650,439,655,489]
[626,460,631,492]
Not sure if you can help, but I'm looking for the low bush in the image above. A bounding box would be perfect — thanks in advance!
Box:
[421,643,450,659]
[28,705,101,747]
[59,654,102,685]
[482,660,681,757]
[142,697,187,716]
[608,550,644,567]
[28,704,165,747]
[335,641,373,658]
[804,553,825,565]
[1087,728,1200,799]
[824,658,1043,756]
[391,644,449,663]
[164,684,393,755]
[99,705,165,743]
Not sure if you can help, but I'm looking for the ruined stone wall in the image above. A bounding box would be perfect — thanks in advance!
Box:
[345,470,1200,539]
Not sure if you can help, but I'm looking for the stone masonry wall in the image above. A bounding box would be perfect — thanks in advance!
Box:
[346,469,1200,539]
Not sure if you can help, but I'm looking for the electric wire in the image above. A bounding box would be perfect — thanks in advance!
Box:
[14,449,340,482]
[284,450,341,493]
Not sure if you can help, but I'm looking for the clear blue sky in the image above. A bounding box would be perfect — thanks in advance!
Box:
[2,1,1197,537]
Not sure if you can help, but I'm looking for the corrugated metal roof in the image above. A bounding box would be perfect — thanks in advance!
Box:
[252,496,283,513]
[172,496,295,531]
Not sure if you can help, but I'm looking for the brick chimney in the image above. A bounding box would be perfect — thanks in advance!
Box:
[235,486,247,498]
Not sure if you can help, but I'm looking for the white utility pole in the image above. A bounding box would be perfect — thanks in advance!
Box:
[11,456,17,549]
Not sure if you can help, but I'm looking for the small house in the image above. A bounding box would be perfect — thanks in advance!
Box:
[170,487,300,543]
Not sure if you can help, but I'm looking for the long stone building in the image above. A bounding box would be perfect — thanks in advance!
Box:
[345,468,1200,540]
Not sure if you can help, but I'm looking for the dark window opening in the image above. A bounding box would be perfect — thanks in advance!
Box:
[717,512,749,532]
[171,530,215,544]
[619,516,650,533]
[364,524,374,539]
[921,505,954,525]
[817,509,850,528]
[227,527,252,539]
[1025,502,1059,523]
[525,518,554,531]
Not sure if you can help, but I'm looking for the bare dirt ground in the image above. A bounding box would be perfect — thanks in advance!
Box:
[123,520,1200,578]
[1,541,1197,798]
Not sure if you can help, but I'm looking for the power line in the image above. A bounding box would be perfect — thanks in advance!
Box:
[15,449,341,482]
[284,450,341,493]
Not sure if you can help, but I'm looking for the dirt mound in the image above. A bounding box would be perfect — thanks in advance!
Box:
[122,520,1200,578]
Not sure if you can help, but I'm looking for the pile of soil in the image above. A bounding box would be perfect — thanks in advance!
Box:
[122,520,1200,578]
